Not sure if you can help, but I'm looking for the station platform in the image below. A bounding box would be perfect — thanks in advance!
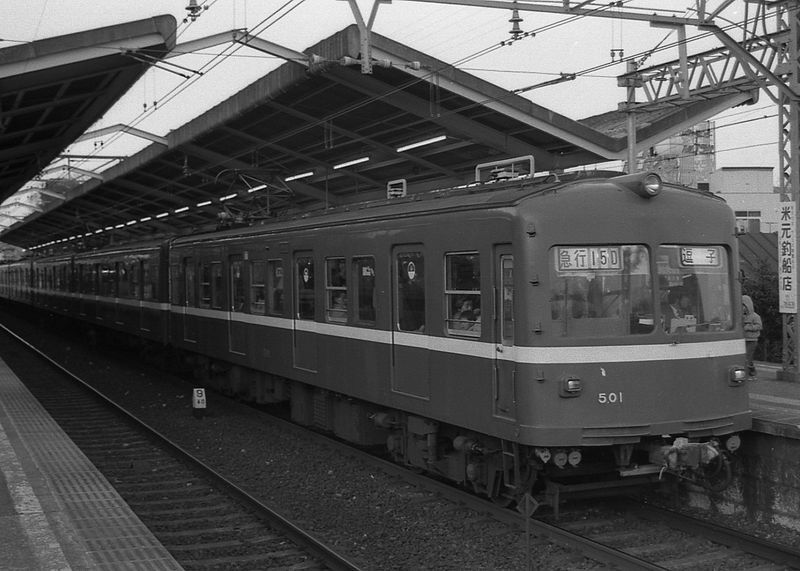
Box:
[750,361,800,440]
[0,357,182,571]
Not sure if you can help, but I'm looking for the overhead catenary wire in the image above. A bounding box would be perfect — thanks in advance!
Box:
[50,2,789,186]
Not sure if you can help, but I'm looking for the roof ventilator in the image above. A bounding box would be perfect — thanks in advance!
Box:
[387,179,407,199]
[475,155,535,183]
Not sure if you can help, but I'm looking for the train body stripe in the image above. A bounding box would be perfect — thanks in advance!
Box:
[172,306,745,364]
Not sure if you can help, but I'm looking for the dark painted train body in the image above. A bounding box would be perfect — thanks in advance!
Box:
[0,169,751,506]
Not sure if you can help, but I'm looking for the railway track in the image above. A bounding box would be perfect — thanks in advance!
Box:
[1,309,799,569]
[0,323,362,571]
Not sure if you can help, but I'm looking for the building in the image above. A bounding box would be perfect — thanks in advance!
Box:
[707,166,782,234]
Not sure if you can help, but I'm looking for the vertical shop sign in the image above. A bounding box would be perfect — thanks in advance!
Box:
[779,203,797,313]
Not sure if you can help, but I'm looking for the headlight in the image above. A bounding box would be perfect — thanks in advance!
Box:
[559,376,582,397]
[729,366,748,385]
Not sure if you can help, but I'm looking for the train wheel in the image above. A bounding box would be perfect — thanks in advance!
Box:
[701,453,733,493]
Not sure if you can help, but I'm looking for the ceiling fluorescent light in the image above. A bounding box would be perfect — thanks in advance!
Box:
[333,156,369,170]
[396,135,446,153]
[174,206,189,214]
[196,200,212,207]
[248,183,268,193]
[285,171,314,182]
[220,193,237,201]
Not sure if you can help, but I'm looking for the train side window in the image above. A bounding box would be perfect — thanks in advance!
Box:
[230,256,245,312]
[268,259,284,315]
[396,251,425,332]
[100,264,116,297]
[501,256,514,343]
[185,259,196,307]
[325,257,347,323]
[170,263,182,305]
[143,260,158,301]
[445,252,481,336]
[199,262,211,308]
[296,256,314,319]
[211,261,224,309]
[86,264,98,295]
[353,256,376,324]
[132,261,142,300]
[250,260,266,314]
[118,263,131,298]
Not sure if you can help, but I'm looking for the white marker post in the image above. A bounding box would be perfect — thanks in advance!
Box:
[192,388,207,418]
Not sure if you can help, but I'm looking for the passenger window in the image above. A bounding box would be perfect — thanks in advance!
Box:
[100,264,116,297]
[230,257,245,312]
[118,263,131,298]
[268,259,284,315]
[445,252,481,336]
[211,262,224,309]
[185,258,196,307]
[296,256,314,319]
[251,260,266,314]
[199,263,211,308]
[396,251,425,332]
[143,260,158,301]
[354,256,376,324]
[170,263,182,305]
[326,257,347,323]
[501,257,514,343]
[131,261,142,300]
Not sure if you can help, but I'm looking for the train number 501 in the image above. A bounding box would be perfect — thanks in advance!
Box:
[598,392,623,404]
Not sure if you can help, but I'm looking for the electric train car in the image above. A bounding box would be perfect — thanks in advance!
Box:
[0,165,752,508]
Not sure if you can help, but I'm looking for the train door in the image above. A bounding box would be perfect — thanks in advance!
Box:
[183,257,198,343]
[493,247,516,420]
[293,253,317,372]
[391,246,430,399]
[228,255,246,355]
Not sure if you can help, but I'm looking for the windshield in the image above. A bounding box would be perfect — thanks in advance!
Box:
[549,245,653,337]
[657,245,733,334]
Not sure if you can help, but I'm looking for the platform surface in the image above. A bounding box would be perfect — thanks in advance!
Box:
[750,362,800,439]
[0,356,182,570]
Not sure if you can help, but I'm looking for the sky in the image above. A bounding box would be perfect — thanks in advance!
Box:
[0,0,784,187]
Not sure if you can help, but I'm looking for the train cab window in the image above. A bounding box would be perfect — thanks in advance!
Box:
[445,252,481,336]
[353,256,376,324]
[550,245,652,337]
[230,257,245,312]
[657,245,733,334]
[296,256,314,319]
[143,260,159,301]
[250,261,266,314]
[396,251,425,332]
[211,262,224,309]
[325,257,347,323]
[199,263,211,308]
[268,259,284,315]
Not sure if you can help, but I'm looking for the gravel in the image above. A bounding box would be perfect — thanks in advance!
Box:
[3,308,603,570]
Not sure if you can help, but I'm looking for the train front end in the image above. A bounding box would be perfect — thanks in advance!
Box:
[515,173,751,491]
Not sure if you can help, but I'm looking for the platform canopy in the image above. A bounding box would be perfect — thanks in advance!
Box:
[0,24,754,251]
[0,16,176,205]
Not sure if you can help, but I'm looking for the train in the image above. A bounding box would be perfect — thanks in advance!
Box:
[0,160,752,510]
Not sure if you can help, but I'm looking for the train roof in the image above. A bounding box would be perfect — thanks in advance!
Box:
[170,170,725,246]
